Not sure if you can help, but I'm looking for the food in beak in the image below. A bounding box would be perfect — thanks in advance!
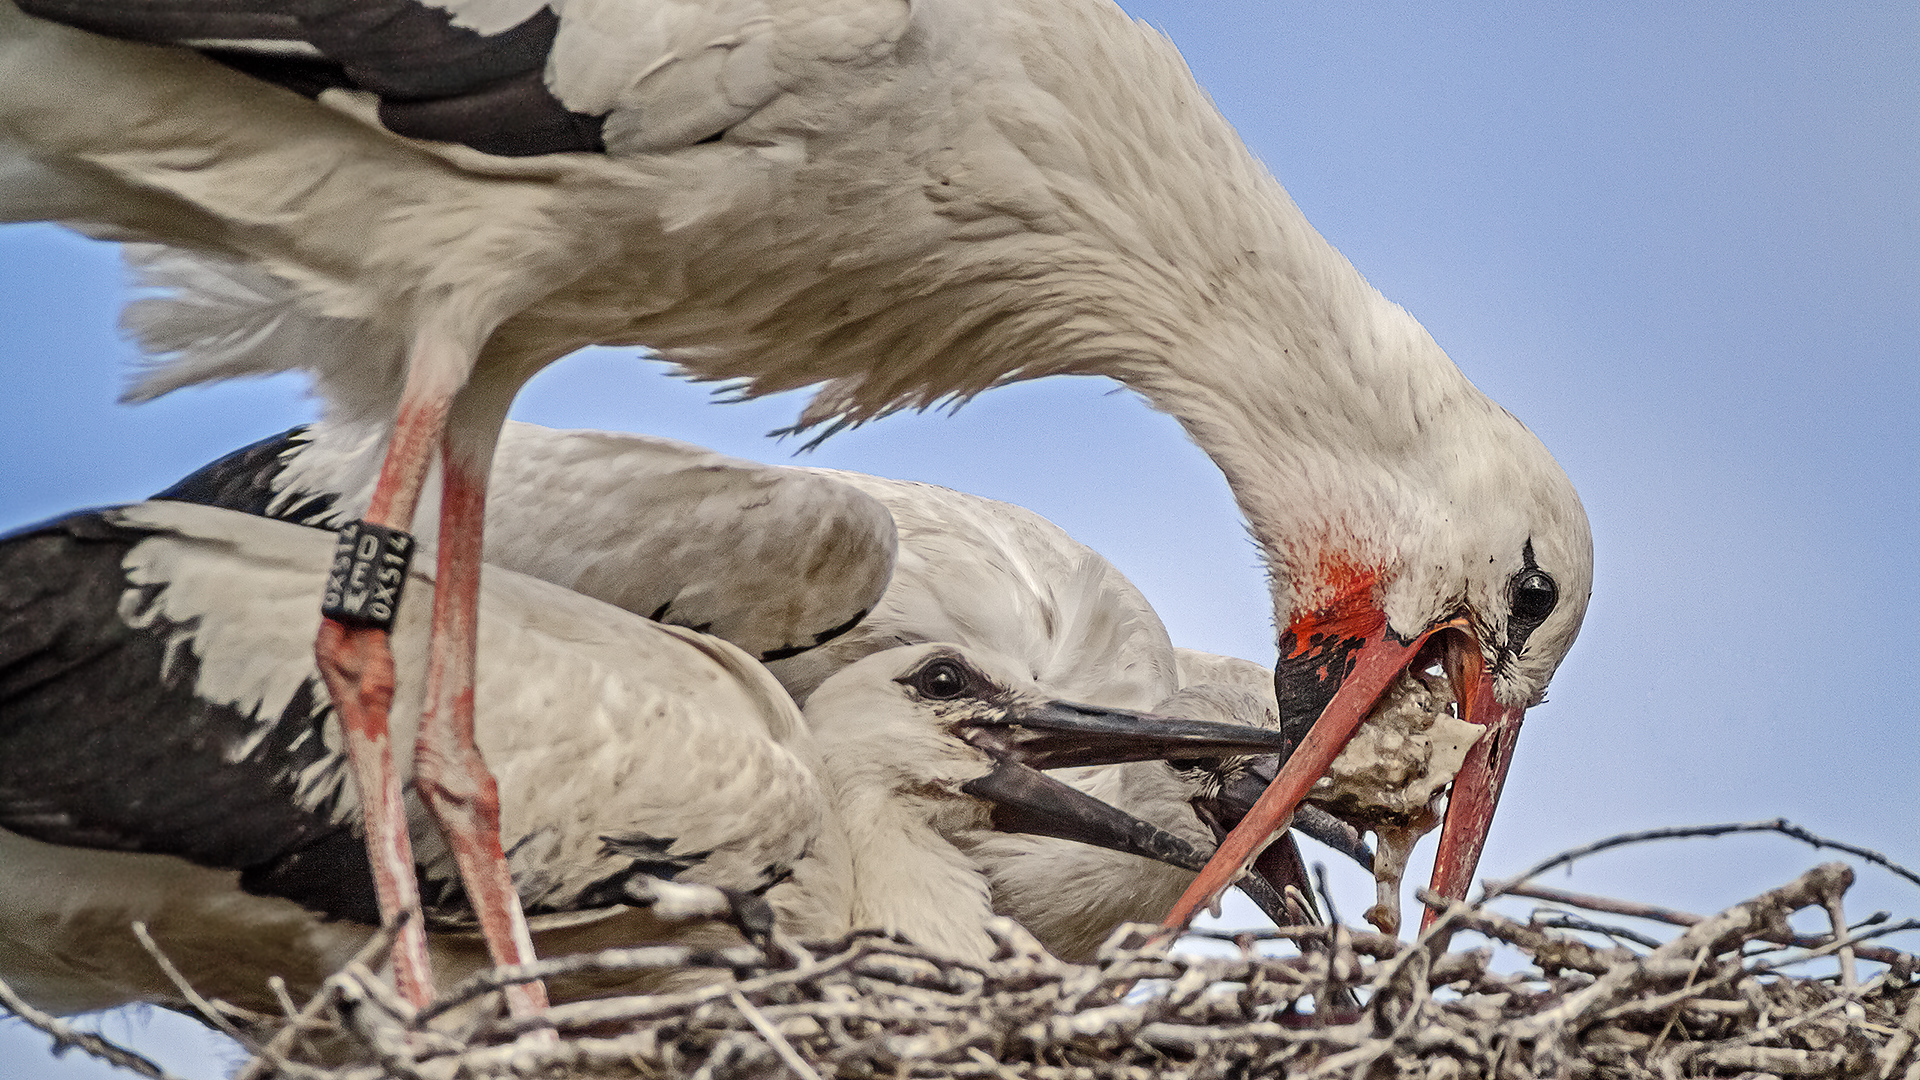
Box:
[1191,668,1480,936]
[1307,668,1475,935]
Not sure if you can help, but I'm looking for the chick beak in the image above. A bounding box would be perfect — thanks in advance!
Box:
[954,699,1309,919]
[1196,758,1377,926]
[962,698,1299,770]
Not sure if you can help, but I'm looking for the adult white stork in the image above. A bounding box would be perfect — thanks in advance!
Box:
[0,500,1304,1019]
[0,0,1595,1009]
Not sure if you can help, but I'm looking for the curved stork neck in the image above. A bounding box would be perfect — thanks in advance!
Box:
[831,778,1000,964]
[644,0,1534,633]
[1113,253,1509,625]
[1004,3,1544,628]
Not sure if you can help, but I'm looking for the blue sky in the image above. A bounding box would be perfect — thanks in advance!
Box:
[3,3,1916,1075]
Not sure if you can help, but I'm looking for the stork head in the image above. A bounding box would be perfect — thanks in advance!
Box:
[1164,397,1595,932]
[803,644,1331,914]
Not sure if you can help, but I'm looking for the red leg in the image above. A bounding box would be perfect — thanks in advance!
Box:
[315,391,451,1009]
[411,433,549,1018]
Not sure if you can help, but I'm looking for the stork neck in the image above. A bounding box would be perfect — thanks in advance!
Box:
[945,1,1515,610]
[835,785,999,964]
[1113,247,1495,608]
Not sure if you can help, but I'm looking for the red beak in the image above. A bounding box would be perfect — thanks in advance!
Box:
[1160,582,1522,934]
[1424,630,1523,929]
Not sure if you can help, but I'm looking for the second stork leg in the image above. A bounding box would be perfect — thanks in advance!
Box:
[412,422,548,1016]
[314,329,548,1014]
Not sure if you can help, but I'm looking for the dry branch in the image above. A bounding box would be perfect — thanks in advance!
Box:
[8,843,1917,1080]
[0,973,187,1080]
[196,862,1914,1080]
[1482,819,1920,899]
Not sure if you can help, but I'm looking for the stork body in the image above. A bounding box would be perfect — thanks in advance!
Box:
[0,500,1305,1019]
[0,501,825,1015]
[159,421,1379,952]
[161,420,1176,714]
[2,0,1594,1001]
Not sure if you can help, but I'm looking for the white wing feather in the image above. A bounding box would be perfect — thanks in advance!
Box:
[422,0,551,36]
[231,419,899,663]
[768,471,1180,711]
[108,500,825,906]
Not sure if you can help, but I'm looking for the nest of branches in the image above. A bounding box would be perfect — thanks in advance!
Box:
[7,823,1919,1080]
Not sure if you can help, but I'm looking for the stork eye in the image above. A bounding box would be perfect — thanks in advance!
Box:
[910,658,973,700]
[1509,568,1559,627]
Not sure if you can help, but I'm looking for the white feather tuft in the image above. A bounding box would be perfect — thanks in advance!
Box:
[119,246,406,427]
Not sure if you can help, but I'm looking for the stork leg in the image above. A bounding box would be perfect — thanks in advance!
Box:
[315,393,450,1009]
[411,430,549,1017]
[313,328,549,1015]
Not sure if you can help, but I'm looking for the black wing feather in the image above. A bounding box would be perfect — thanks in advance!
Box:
[152,425,335,521]
[0,509,382,922]
[15,0,303,43]
[18,0,606,155]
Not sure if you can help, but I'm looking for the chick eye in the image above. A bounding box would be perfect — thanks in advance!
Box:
[1167,757,1218,773]
[1509,568,1559,628]
[911,658,972,700]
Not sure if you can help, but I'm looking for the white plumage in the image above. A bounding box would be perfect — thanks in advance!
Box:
[1,499,1301,1019]
[0,0,1595,1001]
[766,466,1178,712]
[178,418,1174,710]
[191,419,901,665]
[158,420,1376,951]
[1,500,821,1014]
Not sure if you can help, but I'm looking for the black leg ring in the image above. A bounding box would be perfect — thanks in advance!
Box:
[321,520,415,631]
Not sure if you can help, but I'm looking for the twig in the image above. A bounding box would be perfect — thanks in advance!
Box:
[1173,925,1404,958]
[1645,945,1710,1060]
[1483,819,1920,901]
[232,919,402,1080]
[1508,863,1855,1043]
[129,922,260,1051]
[1875,988,1920,1080]
[266,977,302,1028]
[1828,888,1861,997]
[730,990,825,1080]
[418,941,768,1023]
[1527,910,1665,950]
[477,938,881,1040]
[1506,880,1920,970]
[129,924,346,1080]
[264,977,319,1062]
[1749,921,1920,974]
[1415,890,1636,976]
[1505,881,1706,925]
[1310,862,1343,929]
[0,973,187,1080]
[322,969,433,1080]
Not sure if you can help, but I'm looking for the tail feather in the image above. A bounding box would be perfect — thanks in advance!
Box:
[119,245,406,422]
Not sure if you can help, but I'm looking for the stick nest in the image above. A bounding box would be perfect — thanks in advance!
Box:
[8,838,1918,1080]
